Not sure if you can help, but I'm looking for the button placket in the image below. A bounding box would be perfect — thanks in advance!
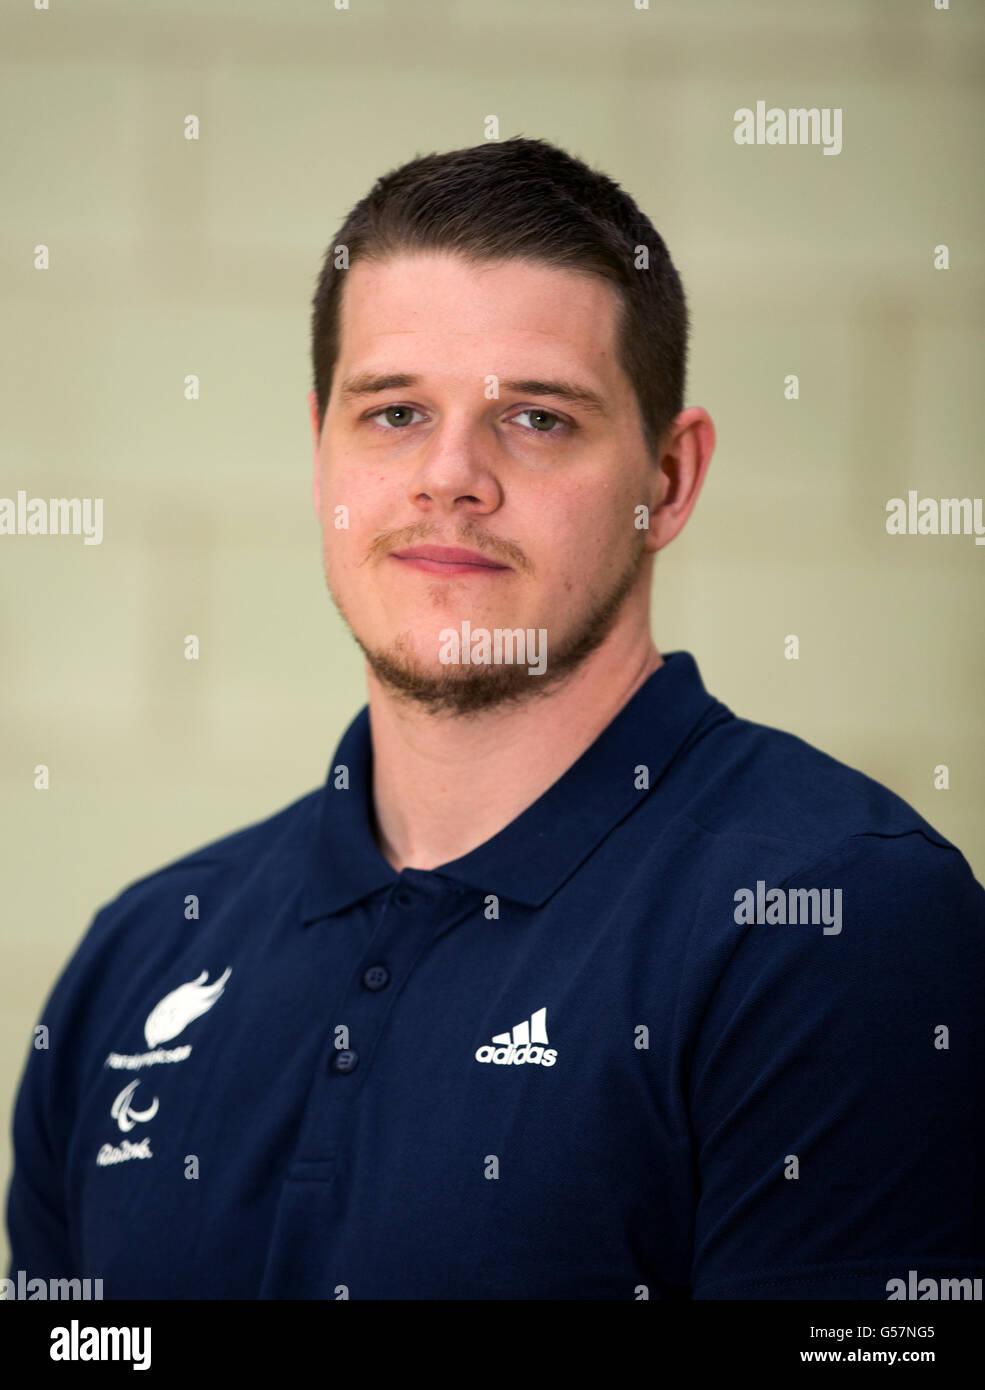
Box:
[292,881,451,1160]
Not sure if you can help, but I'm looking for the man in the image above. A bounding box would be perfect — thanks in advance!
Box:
[7,137,983,1301]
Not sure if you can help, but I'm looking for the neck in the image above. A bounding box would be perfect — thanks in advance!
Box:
[367,622,662,873]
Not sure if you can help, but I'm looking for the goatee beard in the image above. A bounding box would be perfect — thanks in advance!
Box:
[338,536,648,717]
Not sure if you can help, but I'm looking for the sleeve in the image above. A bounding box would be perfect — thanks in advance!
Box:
[5,904,115,1285]
[5,1038,73,1284]
[688,830,985,1299]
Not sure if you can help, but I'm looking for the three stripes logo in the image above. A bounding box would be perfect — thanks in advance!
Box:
[474,1006,557,1067]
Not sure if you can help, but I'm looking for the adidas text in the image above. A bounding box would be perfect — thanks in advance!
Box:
[475,1042,557,1067]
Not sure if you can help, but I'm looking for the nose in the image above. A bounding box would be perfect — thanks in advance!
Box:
[405,418,504,518]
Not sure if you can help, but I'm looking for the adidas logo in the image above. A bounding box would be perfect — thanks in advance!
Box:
[474,1006,557,1067]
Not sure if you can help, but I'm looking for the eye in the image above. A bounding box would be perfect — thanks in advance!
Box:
[366,404,425,429]
[510,408,570,434]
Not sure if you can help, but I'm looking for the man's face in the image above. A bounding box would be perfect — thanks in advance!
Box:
[311,251,662,714]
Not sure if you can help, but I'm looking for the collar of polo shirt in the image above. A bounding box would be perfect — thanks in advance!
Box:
[299,651,718,921]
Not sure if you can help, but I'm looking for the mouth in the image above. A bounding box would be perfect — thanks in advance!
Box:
[390,545,512,577]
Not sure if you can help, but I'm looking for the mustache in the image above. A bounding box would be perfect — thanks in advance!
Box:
[362,521,532,574]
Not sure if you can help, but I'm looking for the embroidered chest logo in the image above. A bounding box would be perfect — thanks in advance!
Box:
[474,1006,557,1067]
[110,1079,159,1132]
[98,1078,162,1167]
[144,966,232,1047]
[96,967,232,1166]
[103,967,233,1072]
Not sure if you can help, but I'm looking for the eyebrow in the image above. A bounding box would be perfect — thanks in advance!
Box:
[339,372,607,415]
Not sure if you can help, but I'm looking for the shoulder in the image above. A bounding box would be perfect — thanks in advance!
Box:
[103,783,324,913]
[671,703,967,876]
[38,783,325,1033]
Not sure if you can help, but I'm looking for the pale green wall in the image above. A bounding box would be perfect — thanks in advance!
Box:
[2,0,983,1278]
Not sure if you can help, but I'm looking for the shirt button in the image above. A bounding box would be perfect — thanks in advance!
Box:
[362,964,390,990]
[393,887,416,909]
[332,1049,358,1074]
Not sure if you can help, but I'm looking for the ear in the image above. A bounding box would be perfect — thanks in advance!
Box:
[643,407,715,555]
[308,390,322,515]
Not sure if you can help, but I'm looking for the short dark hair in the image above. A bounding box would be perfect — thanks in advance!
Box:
[310,136,689,455]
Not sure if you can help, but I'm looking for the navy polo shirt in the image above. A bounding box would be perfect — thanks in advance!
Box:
[6,651,984,1300]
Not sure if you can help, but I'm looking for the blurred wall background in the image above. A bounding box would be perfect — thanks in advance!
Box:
[2,0,983,1275]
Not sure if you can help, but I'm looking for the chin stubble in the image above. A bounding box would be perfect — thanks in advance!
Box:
[328,529,648,717]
